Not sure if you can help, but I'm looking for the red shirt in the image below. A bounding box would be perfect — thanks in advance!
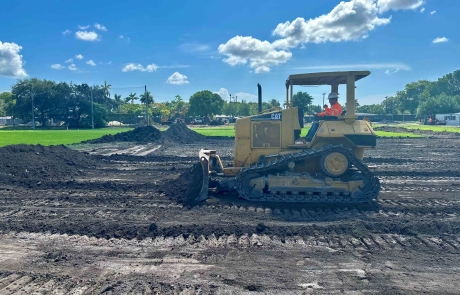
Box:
[318,102,342,116]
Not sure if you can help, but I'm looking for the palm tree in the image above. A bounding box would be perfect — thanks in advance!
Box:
[103,81,112,98]
[113,94,122,112]
[125,92,138,104]
[139,91,154,105]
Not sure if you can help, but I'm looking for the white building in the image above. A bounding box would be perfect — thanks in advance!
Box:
[435,113,460,126]
[0,116,23,125]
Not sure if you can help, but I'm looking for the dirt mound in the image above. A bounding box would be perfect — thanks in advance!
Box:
[84,126,162,143]
[84,124,205,144]
[163,122,206,144]
[160,162,204,205]
[0,144,97,185]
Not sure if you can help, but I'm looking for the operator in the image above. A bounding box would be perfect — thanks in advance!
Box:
[305,92,343,142]
[317,92,342,117]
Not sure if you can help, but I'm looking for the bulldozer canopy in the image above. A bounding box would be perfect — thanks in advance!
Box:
[286,71,370,86]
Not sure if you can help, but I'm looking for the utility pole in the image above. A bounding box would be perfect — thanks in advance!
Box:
[145,85,149,125]
[322,93,326,107]
[31,93,35,129]
[91,89,94,129]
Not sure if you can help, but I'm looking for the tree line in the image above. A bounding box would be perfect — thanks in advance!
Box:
[357,69,460,117]
[2,69,456,127]
[0,78,320,127]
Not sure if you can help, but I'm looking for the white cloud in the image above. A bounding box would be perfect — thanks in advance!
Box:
[122,63,159,72]
[179,42,211,52]
[218,0,405,73]
[62,30,71,36]
[94,23,107,31]
[68,64,78,71]
[107,61,112,65]
[119,35,131,43]
[0,41,27,78]
[255,66,270,73]
[166,72,189,85]
[433,37,448,43]
[78,25,90,29]
[86,60,96,66]
[291,62,411,71]
[214,88,258,102]
[271,0,390,49]
[75,31,99,41]
[420,7,425,12]
[51,64,65,70]
[214,88,230,100]
[377,0,424,13]
[385,68,400,74]
[75,54,84,60]
[218,36,292,73]
[431,11,436,14]
[233,91,257,102]
[65,58,73,63]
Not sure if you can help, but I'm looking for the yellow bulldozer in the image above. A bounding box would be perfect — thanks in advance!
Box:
[197,71,380,203]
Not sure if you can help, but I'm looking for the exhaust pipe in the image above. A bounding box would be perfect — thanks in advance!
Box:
[257,83,262,113]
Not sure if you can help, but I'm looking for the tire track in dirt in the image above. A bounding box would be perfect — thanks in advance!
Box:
[0,272,211,295]
[1,231,459,255]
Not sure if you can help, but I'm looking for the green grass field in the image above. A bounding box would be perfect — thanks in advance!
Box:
[0,128,133,147]
[394,123,460,133]
[189,127,421,138]
[0,125,422,147]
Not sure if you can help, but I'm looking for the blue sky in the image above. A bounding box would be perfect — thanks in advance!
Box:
[0,0,458,106]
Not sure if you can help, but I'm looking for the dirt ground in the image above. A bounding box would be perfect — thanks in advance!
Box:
[1,128,460,294]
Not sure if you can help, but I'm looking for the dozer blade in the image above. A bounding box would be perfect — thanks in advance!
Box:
[196,151,211,201]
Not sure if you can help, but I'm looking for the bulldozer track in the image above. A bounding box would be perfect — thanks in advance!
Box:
[1,190,459,227]
[0,229,458,295]
[1,231,459,254]
[381,185,460,192]
[0,272,210,295]
[235,145,380,203]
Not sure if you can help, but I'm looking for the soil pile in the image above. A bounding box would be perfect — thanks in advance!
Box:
[85,126,162,144]
[0,144,96,185]
[163,123,206,144]
[160,162,204,205]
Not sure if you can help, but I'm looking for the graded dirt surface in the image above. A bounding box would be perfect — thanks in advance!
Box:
[1,135,460,294]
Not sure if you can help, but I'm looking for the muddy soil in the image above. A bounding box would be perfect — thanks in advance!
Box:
[84,125,163,143]
[84,123,206,145]
[162,122,206,144]
[0,138,459,294]
[0,144,96,186]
